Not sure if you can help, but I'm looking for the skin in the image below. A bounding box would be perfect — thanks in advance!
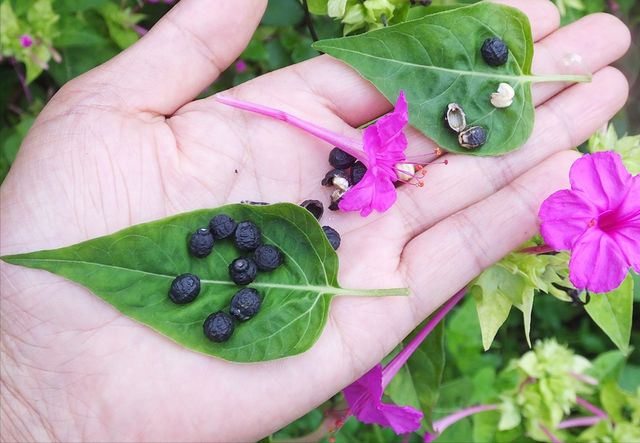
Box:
[0,0,631,441]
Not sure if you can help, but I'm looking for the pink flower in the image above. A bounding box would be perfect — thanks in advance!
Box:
[216,91,420,216]
[338,289,466,435]
[343,364,423,434]
[337,92,408,216]
[539,151,640,293]
[19,35,32,48]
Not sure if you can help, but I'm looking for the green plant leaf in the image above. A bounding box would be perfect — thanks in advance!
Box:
[1,203,409,363]
[313,2,589,156]
[584,272,634,355]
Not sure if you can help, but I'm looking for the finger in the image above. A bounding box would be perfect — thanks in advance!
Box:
[530,12,630,106]
[390,66,628,241]
[79,0,267,115]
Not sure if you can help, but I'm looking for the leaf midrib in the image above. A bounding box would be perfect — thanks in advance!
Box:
[318,46,533,83]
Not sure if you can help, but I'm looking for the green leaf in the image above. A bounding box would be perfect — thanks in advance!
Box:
[469,266,515,350]
[313,2,589,156]
[262,0,304,27]
[584,273,633,355]
[1,203,409,362]
[587,349,629,384]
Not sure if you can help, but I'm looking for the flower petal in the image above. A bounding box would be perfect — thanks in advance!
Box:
[609,174,640,270]
[343,364,423,434]
[569,228,629,293]
[375,91,409,152]
[539,189,598,251]
[570,151,632,212]
[338,171,397,216]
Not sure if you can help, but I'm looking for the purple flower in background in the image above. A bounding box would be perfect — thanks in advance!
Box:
[539,151,640,293]
[19,35,33,48]
[216,91,420,217]
[235,60,247,73]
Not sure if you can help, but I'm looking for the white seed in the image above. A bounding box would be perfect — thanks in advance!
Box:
[490,83,515,108]
[332,175,351,192]
[395,163,415,182]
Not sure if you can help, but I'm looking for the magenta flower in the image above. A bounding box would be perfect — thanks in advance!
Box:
[424,404,498,442]
[216,91,416,216]
[338,289,466,435]
[538,151,640,293]
[343,363,423,434]
[19,35,32,48]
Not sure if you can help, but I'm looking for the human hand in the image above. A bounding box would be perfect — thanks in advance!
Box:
[0,0,630,441]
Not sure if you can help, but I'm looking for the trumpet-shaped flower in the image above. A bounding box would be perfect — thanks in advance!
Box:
[216,91,416,217]
[343,363,423,434]
[538,151,640,293]
[338,289,466,435]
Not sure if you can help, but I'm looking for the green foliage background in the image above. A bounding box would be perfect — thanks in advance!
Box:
[1,0,639,441]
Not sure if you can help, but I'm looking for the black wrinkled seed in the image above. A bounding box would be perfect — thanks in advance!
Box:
[321,169,351,188]
[209,214,236,239]
[328,199,341,211]
[203,311,234,342]
[481,37,509,67]
[189,228,214,258]
[300,199,324,220]
[168,273,201,304]
[253,244,284,271]
[229,257,259,285]
[458,125,487,150]
[329,147,357,170]
[322,225,341,250]
[234,221,262,252]
[350,161,367,185]
[230,287,262,321]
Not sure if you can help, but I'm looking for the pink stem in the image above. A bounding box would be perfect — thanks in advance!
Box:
[539,424,564,443]
[381,288,466,388]
[432,404,499,434]
[558,416,603,429]
[576,396,608,418]
[215,94,368,164]
[518,244,556,254]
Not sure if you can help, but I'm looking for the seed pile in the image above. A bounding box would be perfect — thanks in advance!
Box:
[169,214,284,343]
[322,147,368,211]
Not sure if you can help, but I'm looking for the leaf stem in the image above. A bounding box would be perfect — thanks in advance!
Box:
[334,286,411,297]
[526,74,592,84]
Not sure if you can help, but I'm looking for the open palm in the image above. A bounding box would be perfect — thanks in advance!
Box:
[0,0,630,441]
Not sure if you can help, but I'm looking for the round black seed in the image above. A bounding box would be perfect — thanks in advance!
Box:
[203,311,234,342]
[253,244,284,271]
[234,221,262,252]
[481,37,509,67]
[229,257,259,285]
[230,287,262,321]
[209,214,236,239]
[168,273,201,304]
[321,169,351,189]
[189,228,214,258]
[322,225,341,250]
[329,147,357,169]
[300,199,324,220]
[350,161,367,185]
[458,125,487,150]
